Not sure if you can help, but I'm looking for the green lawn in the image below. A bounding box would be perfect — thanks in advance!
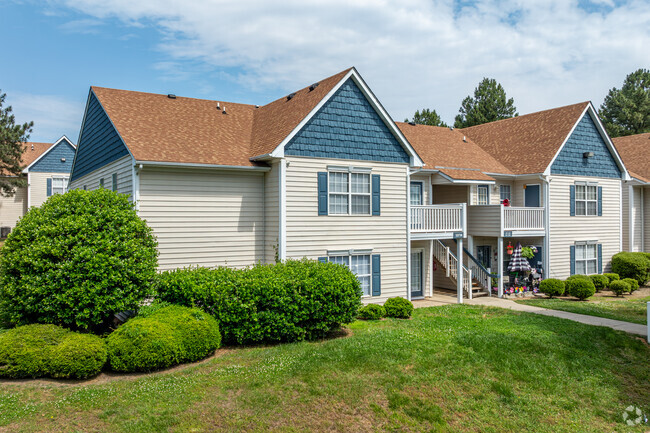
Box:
[516,295,650,325]
[1,305,649,433]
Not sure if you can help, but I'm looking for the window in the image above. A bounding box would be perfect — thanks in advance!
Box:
[410,182,423,206]
[477,185,489,205]
[52,177,69,195]
[575,243,597,275]
[499,185,511,202]
[329,254,371,295]
[575,184,597,216]
[99,178,105,188]
[476,246,491,269]
[328,171,371,215]
[112,173,118,192]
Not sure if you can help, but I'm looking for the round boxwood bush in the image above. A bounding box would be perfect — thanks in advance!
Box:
[589,275,609,292]
[539,279,565,298]
[0,189,159,331]
[358,304,385,320]
[383,297,414,319]
[609,280,630,297]
[565,278,596,300]
[611,252,650,286]
[107,305,220,373]
[566,274,591,282]
[622,278,640,293]
[603,273,620,285]
[0,324,106,379]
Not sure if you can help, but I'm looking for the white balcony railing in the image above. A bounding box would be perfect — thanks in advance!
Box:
[502,207,545,231]
[410,204,465,233]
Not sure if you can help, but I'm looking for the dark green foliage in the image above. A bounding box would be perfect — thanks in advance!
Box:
[404,108,448,127]
[454,78,518,128]
[137,300,174,318]
[156,259,362,345]
[599,68,650,137]
[609,280,630,297]
[357,304,385,320]
[0,90,33,196]
[611,252,650,285]
[107,305,220,373]
[589,275,609,292]
[0,189,158,331]
[622,278,639,293]
[383,297,414,319]
[565,278,596,301]
[0,324,105,379]
[566,274,591,281]
[539,279,565,298]
[603,273,620,285]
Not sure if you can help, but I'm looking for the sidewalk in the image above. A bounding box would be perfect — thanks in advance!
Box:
[413,295,648,337]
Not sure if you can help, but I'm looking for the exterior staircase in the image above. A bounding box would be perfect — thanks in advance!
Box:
[431,239,494,298]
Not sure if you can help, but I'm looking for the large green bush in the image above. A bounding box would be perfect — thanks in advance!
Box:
[611,252,650,286]
[539,279,565,298]
[609,280,630,297]
[156,259,362,345]
[357,304,385,320]
[0,189,158,331]
[384,297,414,319]
[107,305,220,373]
[603,273,620,285]
[622,278,639,293]
[0,324,106,379]
[565,278,596,301]
[589,275,609,292]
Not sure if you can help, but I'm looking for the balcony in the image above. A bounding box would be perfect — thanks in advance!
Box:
[410,204,466,240]
[467,205,545,238]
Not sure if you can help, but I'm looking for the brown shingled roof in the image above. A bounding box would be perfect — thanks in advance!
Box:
[613,132,650,183]
[21,142,53,167]
[461,102,590,174]
[91,68,352,167]
[396,122,510,180]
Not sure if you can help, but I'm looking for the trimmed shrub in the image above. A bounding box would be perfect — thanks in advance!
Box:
[565,278,596,300]
[156,259,362,345]
[107,305,220,373]
[589,275,609,292]
[603,273,620,285]
[611,252,650,286]
[358,304,385,320]
[384,297,414,319]
[539,279,565,298]
[0,324,106,379]
[609,280,630,297]
[0,189,158,332]
[566,274,591,282]
[622,278,640,293]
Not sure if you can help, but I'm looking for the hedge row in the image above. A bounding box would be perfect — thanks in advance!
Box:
[611,252,650,285]
[156,259,362,345]
[0,324,106,379]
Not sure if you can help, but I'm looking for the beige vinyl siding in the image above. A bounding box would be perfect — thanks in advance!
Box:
[410,174,431,204]
[548,175,622,279]
[432,185,468,204]
[632,186,643,251]
[467,205,501,236]
[622,184,630,251]
[68,155,133,197]
[29,172,69,208]
[264,161,280,263]
[138,167,265,270]
[284,156,408,303]
[513,176,544,207]
[0,183,27,228]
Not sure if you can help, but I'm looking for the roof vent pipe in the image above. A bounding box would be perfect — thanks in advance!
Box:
[309,83,319,91]
[449,126,454,130]
[31,144,34,151]
[287,93,296,101]
[222,105,227,114]
[216,102,220,109]
[463,136,467,142]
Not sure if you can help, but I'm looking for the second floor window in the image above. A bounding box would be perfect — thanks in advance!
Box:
[575,184,597,216]
[477,185,489,205]
[329,172,370,215]
[52,177,68,195]
[499,185,511,202]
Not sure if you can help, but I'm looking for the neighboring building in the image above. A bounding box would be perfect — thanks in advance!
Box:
[613,132,650,253]
[0,136,76,232]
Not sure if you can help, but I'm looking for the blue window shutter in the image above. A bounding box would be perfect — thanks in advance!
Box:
[318,257,328,263]
[569,185,575,216]
[597,186,603,216]
[372,254,381,296]
[317,172,328,215]
[598,244,602,274]
[46,178,52,197]
[569,245,575,276]
[372,174,381,216]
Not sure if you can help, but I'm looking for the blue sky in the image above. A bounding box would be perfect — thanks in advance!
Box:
[1,0,648,143]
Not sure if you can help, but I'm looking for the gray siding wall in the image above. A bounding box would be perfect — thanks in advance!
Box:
[432,185,468,204]
[68,156,133,197]
[467,205,501,236]
[264,161,280,263]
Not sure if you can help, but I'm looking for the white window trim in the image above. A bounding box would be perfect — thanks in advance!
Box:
[327,170,372,216]
[575,182,598,217]
[499,184,511,202]
[410,180,424,206]
[51,176,69,195]
[575,241,598,275]
[327,249,373,296]
[477,184,490,205]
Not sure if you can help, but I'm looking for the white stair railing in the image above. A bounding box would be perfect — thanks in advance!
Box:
[432,240,473,299]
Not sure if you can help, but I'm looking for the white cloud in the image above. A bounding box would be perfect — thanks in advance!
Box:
[7,92,81,143]
[57,0,650,123]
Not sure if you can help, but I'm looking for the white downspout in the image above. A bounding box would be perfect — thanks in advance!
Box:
[540,174,551,279]
[407,166,412,301]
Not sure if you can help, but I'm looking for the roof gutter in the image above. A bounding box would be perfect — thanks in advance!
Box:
[134,160,271,172]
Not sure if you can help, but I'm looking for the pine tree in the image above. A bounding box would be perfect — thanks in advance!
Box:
[599,68,650,138]
[454,78,518,128]
[0,91,33,196]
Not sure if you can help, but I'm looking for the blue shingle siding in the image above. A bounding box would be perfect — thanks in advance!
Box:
[70,92,130,182]
[284,79,410,163]
[29,139,75,173]
[550,113,621,178]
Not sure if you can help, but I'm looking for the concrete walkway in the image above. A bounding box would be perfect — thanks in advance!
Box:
[413,295,648,337]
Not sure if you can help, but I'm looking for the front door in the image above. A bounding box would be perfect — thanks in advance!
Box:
[476,245,491,269]
[524,184,540,207]
[411,249,424,298]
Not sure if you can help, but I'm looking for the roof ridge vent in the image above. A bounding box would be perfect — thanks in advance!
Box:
[167,93,176,99]
[408,121,416,126]
[287,93,296,101]
[309,83,319,91]
[449,126,454,130]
